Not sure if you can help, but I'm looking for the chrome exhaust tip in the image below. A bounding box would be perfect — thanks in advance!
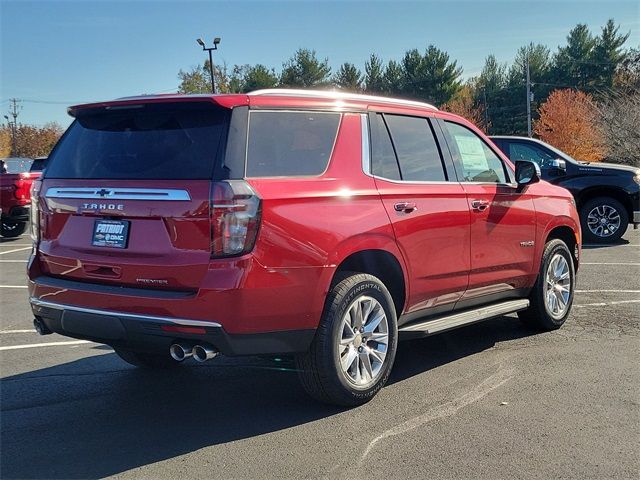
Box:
[33,317,52,335]
[193,344,219,362]
[169,343,193,362]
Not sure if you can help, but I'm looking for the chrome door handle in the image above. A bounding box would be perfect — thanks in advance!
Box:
[394,202,417,213]
[471,200,490,211]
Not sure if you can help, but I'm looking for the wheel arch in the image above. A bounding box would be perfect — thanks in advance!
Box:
[545,225,579,270]
[575,186,633,220]
[331,249,407,317]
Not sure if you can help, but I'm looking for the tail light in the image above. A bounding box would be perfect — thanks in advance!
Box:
[14,172,31,201]
[30,179,42,244]
[210,180,261,258]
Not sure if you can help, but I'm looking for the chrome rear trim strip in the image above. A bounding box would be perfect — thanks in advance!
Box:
[30,297,221,328]
[45,187,191,201]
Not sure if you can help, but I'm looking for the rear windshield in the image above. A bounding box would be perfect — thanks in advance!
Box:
[45,103,228,179]
[246,111,340,177]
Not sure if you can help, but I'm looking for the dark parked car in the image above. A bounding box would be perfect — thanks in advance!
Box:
[29,157,48,173]
[491,136,640,243]
[29,91,581,406]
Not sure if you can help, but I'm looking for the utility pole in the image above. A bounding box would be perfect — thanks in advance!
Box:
[526,55,532,138]
[483,87,489,133]
[4,98,21,156]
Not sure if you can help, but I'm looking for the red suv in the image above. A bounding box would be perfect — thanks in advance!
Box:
[28,90,580,406]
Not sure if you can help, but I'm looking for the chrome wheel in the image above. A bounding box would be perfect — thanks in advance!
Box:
[338,296,389,387]
[544,254,572,319]
[587,204,621,238]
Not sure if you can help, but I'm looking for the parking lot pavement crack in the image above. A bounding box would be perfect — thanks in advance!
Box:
[329,364,515,479]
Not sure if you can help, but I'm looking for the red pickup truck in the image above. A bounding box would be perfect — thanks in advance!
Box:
[0,157,38,237]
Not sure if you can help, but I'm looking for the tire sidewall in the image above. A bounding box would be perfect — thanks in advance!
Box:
[328,276,398,399]
[539,241,575,326]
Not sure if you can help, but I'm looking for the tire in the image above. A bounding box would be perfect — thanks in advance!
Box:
[295,273,398,407]
[580,196,628,244]
[114,348,179,369]
[1,221,27,238]
[518,239,575,331]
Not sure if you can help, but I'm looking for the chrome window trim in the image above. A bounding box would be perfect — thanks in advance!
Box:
[30,297,222,328]
[45,187,191,201]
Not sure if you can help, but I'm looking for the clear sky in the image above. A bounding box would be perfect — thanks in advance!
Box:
[1,0,638,127]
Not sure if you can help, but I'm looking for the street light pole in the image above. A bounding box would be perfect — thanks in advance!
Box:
[196,37,221,94]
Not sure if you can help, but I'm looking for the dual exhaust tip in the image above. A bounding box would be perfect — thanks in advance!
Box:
[170,343,218,363]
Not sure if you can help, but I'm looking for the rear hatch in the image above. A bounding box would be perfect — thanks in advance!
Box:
[36,100,230,292]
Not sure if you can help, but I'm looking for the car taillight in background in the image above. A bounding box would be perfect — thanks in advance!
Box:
[210,180,261,258]
[30,179,42,244]
[14,172,31,201]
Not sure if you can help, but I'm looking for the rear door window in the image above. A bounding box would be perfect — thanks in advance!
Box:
[370,113,401,180]
[246,111,340,177]
[508,142,556,170]
[45,103,228,180]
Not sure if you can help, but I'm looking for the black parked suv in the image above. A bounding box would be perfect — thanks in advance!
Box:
[491,136,640,243]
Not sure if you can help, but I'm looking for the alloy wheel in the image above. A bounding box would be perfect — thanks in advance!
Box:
[587,204,621,238]
[338,296,389,387]
[544,253,572,319]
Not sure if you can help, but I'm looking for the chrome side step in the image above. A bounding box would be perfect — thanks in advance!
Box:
[399,299,530,335]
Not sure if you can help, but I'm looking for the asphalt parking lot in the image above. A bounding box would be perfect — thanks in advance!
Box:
[1,230,638,480]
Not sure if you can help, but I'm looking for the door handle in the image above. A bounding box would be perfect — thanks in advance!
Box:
[471,200,490,212]
[394,202,417,213]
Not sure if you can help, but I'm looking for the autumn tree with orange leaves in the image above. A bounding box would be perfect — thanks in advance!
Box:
[442,85,490,133]
[0,123,64,158]
[534,89,605,162]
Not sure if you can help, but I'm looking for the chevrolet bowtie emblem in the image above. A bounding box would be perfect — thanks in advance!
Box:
[95,188,112,197]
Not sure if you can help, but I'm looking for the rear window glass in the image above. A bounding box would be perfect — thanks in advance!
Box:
[45,104,228,179]
[246,111,340,177]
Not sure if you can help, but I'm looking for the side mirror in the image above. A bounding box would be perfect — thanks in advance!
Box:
[515,160,541,188]
[551,158,566,172]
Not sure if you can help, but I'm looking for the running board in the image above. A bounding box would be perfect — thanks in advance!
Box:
[399,299,530,335]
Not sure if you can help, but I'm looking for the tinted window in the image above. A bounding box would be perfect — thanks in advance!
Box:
[30,158,47,172]
[384,115,446,182]
[508,142,556,169]
[246,111,340,177]
[445,122,508,183]
[370,113,401,180]
[46,104,228,180]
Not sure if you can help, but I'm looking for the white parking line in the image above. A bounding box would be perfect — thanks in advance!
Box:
[0,340,91,351]
[0,329,36,334]
[0,285,27,289]
[576,290,640,293]
[581,263,640,266]
[0,247,31,255]
[0,243,32,247]
[575,300,640,308]
[0,260,28,263]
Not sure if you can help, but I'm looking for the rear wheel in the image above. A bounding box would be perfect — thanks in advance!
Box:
[296,273,398,406]
[518,239,575,330]
[580,196,628,244]
[1,221,27,238]
[114,348,179,369]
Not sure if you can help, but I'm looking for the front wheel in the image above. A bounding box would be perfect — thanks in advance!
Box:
[296,273,398,406]
[1,221,27,238]
[580,196,628,244]
[518,239,576,330]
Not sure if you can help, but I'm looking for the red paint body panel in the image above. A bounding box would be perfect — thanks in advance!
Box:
[28,92,580,351]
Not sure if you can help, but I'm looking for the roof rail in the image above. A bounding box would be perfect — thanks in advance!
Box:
[249,88,438,111]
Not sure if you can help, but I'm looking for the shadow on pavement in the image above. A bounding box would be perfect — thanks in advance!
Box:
[0,315,535,479]
[582,238,630,249]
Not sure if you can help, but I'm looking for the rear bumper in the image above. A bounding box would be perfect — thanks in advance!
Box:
[30,297,315,356]
[1,205,30,222]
